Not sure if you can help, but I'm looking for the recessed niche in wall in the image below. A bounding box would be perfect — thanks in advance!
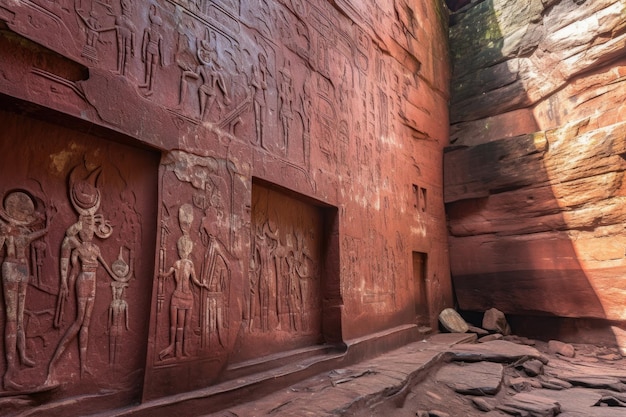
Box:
[232,179,341,363]
[413,251,429,326]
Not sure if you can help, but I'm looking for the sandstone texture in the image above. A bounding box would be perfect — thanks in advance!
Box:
[446,0,626,349]
[207,333,626,417]
[0,0,451,414]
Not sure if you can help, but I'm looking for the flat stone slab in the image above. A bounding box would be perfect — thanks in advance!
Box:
[436,361,503,395]
[499,392,561,417]
[547,356,626,379]
[446,340,549,364]
[527,388,626,417]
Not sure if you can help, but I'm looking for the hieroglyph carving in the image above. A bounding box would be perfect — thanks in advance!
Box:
[0,191,50,390]
[47,167,117,383]
[108,247,133,367]
[158,204,208,360]
[249,220,316,334]
[140,5,164,96]
[199,199,233,348]
[278,60,295,156]
[251,52,269,147]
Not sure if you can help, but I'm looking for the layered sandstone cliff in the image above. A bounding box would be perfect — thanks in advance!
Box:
[446,0,626,347]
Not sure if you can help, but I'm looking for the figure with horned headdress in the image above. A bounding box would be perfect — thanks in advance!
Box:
[47,166,116,383]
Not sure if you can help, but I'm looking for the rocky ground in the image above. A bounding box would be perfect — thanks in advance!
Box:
[209,309,626,417]
[349,336,626,417]
[346,309,626,417]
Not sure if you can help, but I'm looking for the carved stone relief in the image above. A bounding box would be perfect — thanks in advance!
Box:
[234,182,322,362]
[144,149,245,399]
[1,0,404,192]
[47,165,117,382]
[0,111,158,409]
[0,0,446,410]
[0,190,49,390]
[139,5,164,96]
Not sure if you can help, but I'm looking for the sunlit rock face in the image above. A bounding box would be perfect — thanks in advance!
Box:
[446,0,626,347]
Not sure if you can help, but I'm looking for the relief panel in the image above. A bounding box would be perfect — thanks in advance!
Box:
[144,150,247,400]
[0,110,158,409]
[232,181,324,362]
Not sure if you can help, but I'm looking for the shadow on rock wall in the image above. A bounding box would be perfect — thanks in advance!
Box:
[446,0,626,348]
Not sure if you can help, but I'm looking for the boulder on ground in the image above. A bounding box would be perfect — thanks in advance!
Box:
[482,308,511,335]
[548,340,575,358]
[439,308,469,333]
[521,359,544,377]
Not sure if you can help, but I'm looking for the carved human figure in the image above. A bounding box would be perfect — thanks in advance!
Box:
[300,75,312,167]
[251,53,268,147]
[108,248,132,366]
[159,204,208,360]
[252,220,278,332]
[75,3,105,63]
[278,60,294,153]
[200,202,230,347]
[285,251,302,332]
[291,230,315,330]
[175,18,198,108]
[0,191,49,390]
[48,170,115,382]
[338,64,352,114]
[114,0,136,76]
[140,5,164,96]
[196,38,231,121]
[300,73,312,133]
[84,11,102,48]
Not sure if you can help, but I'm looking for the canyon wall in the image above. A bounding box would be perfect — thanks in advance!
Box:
[446,0,626,348]
[0,0,451,414]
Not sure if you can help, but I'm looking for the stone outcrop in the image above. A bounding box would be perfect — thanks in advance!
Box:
[446,0,626,349]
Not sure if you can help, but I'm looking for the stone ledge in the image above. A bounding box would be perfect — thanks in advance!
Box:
[204,333,476,417]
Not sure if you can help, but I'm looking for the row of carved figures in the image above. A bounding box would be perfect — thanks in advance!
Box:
[73,0,312,159]
[2,177,320,391]
[0,168,132,392]
[153,200,319,363]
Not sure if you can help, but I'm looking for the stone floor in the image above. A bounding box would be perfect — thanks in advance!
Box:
[205,333,626,417]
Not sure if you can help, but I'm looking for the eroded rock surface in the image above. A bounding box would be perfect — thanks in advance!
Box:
[446,0,626,349]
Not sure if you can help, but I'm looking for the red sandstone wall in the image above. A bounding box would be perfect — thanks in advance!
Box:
[446,0,626,348]
[0,0,451,413]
